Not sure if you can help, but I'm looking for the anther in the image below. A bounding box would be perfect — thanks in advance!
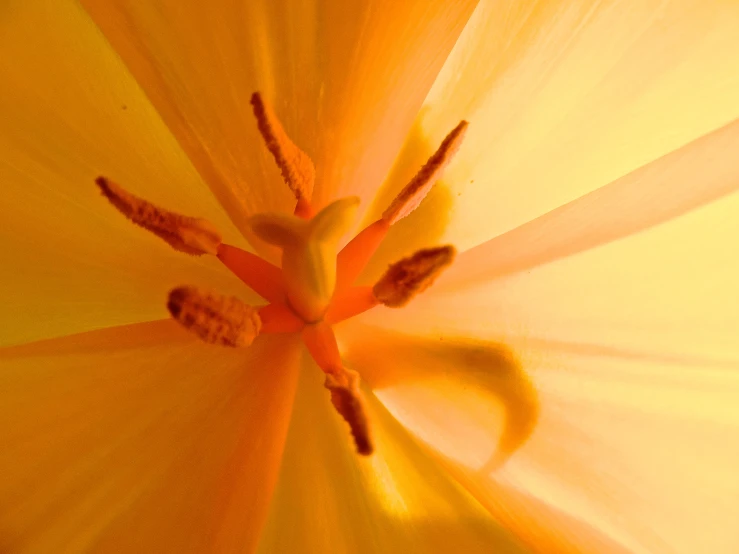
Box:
[324,367,373,455]
[251,92,315,204]
[334,121,467,290]
[382,121,468,225]
[167,286,261,347]
[373,245,456,307]
[302,322,373,455]
[96,177,221,255]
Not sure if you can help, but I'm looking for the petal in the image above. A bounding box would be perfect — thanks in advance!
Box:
[0,0,247,347]
[337,326,641,552]
[0,321,302,553]
[255,360,526,554]
[80,0,478,236]
[445,116,739,288]
[351,168,739,550]
[373,0,739,252]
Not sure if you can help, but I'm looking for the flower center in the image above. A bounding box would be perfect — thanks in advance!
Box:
[96,92,467,456]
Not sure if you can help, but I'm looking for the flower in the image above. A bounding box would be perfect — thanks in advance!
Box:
[1,1,738,553]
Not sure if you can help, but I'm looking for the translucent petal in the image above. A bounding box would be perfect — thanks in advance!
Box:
[0,321,302,553]
[0,0,248,347]
[255,359,526,554]
[445,117,739,289]
[353,170,739,552]
[80,0,478,238]
[376,0,739,251]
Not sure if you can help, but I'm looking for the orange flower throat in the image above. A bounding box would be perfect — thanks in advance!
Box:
[97,92,467,456]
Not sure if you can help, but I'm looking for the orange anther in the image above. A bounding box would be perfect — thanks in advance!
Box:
[373,245,456,307]
[382,121,468,225]
[96,177,221,255]
[251,92,315,202]
[167,286,261,347]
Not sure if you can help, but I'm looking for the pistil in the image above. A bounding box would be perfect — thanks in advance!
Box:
[95,91,467,456]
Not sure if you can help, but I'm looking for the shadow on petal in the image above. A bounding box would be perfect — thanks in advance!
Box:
[340,324,539,470]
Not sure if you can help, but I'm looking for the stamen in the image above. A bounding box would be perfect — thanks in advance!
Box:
[167,286,261,347]
[301,321,343,372]
[96,177,221,255]
[335,218,390,289]
[251,92,315,203]
[217,243,285,304]
[258,303,305,334]
[382,121,468,225]
[302,322,373,455]
[325,287,378,324]
[325,368,373,456]
[373,245,456,307]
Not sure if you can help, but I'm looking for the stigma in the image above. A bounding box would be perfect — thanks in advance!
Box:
[97,92,467,456]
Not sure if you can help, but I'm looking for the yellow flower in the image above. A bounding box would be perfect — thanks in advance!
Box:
[1,1,739,553]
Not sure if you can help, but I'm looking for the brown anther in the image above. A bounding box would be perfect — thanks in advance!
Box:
[96,177,221,255]
[373,245,456,307]
[251,92,315,201]
[324,367,373,455]
[167,286,261,347]
[383,120,468,225]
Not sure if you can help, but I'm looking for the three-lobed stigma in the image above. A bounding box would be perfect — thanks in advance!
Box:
[97,91,467,455]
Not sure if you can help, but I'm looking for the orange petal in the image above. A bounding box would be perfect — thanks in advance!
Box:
[0,321,302,553]
[80,0,478,231]
[255,365,525,553]
[391,0,739,250]
[0,1,247,347]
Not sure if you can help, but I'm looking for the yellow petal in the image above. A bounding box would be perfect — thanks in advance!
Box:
[385,0,739,250]
[445,117,739,288]
[0,0,247,347]
[338,327,646,552]
[255,360,526,554]
[80,0,478,229]
[437,458,635,554]
[0,321,302,553]
[353,154,739,551]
